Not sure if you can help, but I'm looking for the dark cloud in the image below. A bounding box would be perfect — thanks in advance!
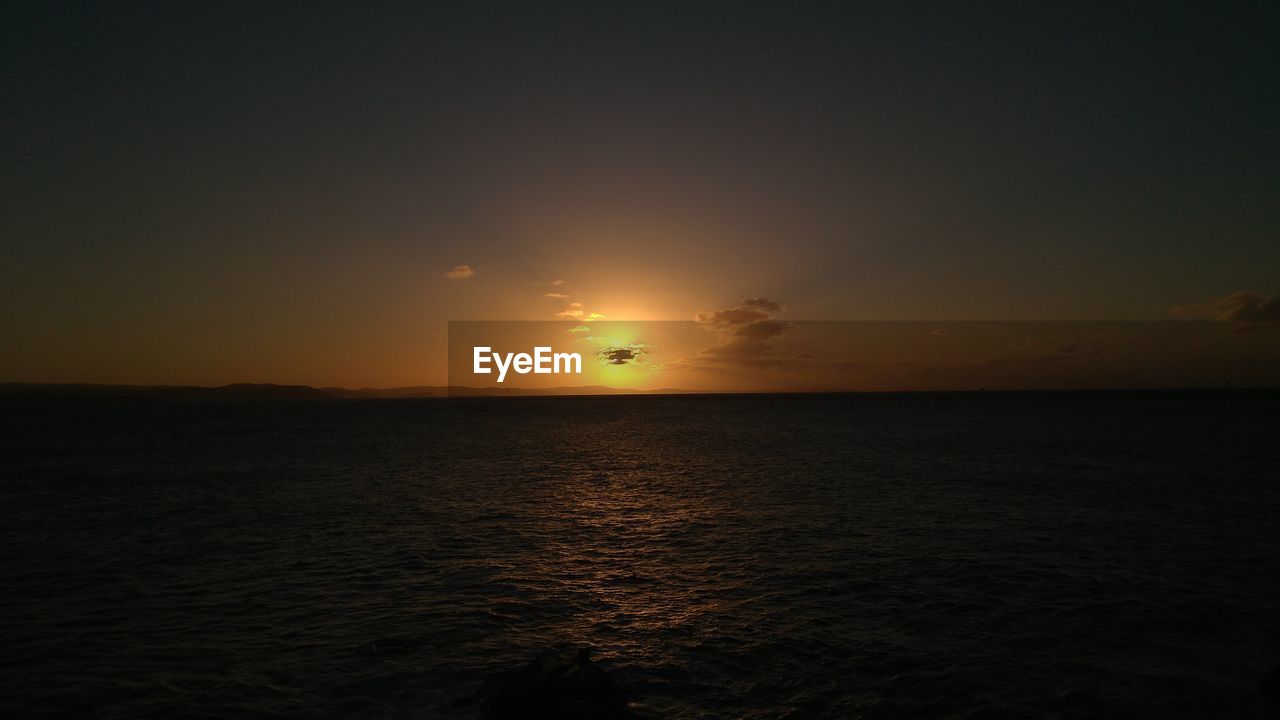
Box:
[1171,291,1280,322]
[599,347,635,364]
[732,319,789,341]
[693,298,786,326]
[693,306,771,325]
[678,297,793,369]
[597,344,651,365]
[741,297,783,312]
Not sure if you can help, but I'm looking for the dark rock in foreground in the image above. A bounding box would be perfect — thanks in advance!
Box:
[476,648,638,719]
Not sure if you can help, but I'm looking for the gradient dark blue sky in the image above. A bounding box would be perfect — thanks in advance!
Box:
[3,2,1276,385]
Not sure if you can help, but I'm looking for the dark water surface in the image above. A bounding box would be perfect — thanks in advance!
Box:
[2,392,1278,718]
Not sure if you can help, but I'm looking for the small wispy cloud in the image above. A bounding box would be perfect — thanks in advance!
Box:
[444,264,475,280]
[550,296,605,321]
[556,302,585,319]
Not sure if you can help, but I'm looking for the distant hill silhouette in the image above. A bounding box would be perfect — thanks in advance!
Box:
[321,386,444,398]
[440,385,696,397]
[326,385,697,398]
[0,382,698,400]
[0,382,336,401]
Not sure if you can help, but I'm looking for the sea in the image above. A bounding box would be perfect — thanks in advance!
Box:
[2,391,1278,719]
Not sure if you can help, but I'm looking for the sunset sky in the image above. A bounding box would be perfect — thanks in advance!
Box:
[3,3,1277,388]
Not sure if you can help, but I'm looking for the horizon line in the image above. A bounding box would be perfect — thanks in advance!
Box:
[3,381,1278,400]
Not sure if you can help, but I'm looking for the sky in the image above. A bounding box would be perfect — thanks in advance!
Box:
[2,2,1277,387]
